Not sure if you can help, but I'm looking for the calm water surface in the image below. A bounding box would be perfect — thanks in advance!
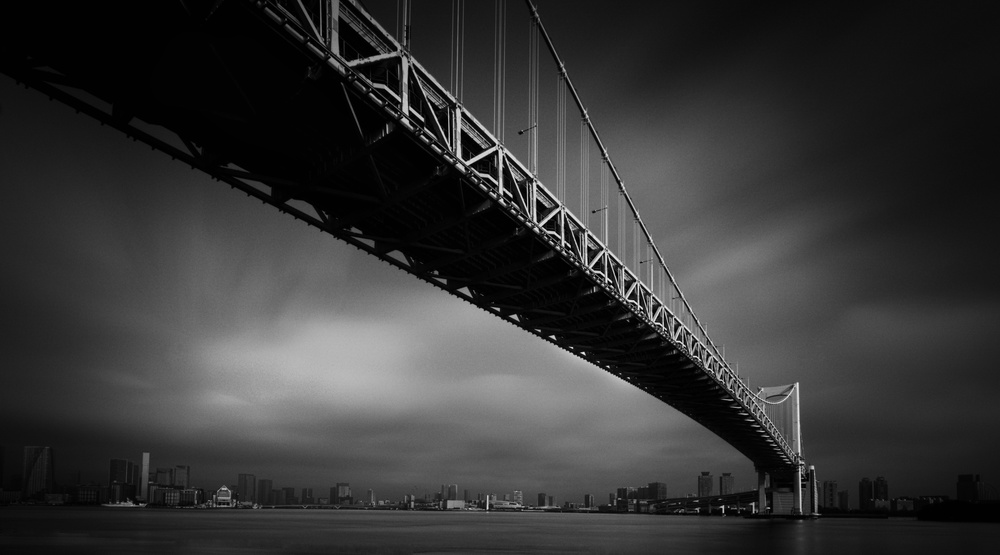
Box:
[1,506,995,554]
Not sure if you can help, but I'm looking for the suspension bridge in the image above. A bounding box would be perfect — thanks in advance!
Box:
[1,0,816,515]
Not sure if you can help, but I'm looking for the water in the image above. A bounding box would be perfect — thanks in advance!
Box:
[1,507,995,554]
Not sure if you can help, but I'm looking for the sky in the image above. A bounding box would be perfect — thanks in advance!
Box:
[1,1,997,505]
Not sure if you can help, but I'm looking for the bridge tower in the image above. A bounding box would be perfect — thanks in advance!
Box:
[754,383,814,516]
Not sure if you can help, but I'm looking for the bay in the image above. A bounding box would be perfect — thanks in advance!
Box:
[1,507,995,554]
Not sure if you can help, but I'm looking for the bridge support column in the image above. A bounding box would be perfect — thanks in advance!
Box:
[793,464,802,515]
[757,470,767,514]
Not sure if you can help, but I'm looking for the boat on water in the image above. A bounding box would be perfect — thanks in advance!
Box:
[101,500,147,508]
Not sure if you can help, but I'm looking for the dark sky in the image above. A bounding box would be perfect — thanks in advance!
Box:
[1,1,997,504]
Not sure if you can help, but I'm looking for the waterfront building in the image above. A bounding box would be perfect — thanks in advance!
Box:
[258,478,273,506]
[238,474,256,503]
[22,446,54,500]
[719,473,734,496]
[821,480,838,509]
[547,495,554,507]
[584,494,594,508]
[874,476,888,505]
[648,482,667,500]
[108,458,137,502]
[513,490,523,505]
[301,487,314,504]
[335,482,352,504]
[859,477,874,511]
[273,488,287,505]
[215,485,234,507]
[697,472,713,498]
[838,489,849,511]
[140,452,150,501]
[282,487,297,504]
[448,484,458,501]
[181,488,203,506]
[537,493,546,507]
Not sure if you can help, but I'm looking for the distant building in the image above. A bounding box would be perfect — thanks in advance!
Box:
[648,482,667,500]
[874,476,888,507]
[282,487,297,504]
[155,467,174,486]
[238,474,256,504]
[335,482,352,504]
[448,484,458,501]
[258,479,273,506]
[301,487,314,504]
[108,458,137,502]
[215,485,234,507]
[513,490,523,505]
[698,472,713,498]
[547,495,554,507]
[139,452,150,501]
[719,473,734,495]
[537,493,546,507]
[859,477,873,511]
[584,494,594,508]
[821,480,838,509]
[22,446,55,500]
[838,490,849,511]
[957,474,995,502]
[174,465,190,489]
[273,488,286,505]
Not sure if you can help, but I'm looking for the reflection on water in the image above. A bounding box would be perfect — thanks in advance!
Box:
[1,506,995,554]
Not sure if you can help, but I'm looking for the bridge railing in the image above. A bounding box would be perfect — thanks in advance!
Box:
[262,0,795,464]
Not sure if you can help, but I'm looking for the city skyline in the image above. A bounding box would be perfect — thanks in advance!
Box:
[3,442,982,509]
[1,1,997,504]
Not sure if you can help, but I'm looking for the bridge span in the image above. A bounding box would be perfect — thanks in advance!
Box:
[2,0,813,514]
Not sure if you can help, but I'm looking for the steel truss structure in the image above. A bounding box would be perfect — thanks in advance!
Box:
[1,0,799,473]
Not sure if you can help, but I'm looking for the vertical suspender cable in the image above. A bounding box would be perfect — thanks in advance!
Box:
[525,0,727,364]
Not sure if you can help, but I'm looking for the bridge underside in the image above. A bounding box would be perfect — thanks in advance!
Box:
[1,1,794,471]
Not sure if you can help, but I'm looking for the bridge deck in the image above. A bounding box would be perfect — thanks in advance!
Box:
[1,0,795,471]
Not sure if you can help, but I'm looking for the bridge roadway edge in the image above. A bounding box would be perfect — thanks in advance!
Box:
[0,0,798,474]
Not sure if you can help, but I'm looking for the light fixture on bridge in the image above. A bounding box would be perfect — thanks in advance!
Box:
[517,122,538,135]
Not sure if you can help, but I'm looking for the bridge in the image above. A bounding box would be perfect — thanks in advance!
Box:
[1,0,815,515]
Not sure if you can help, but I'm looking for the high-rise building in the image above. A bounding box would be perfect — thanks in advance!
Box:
[719,473,735,495]
[873,476,888,503]
[584,494,594,508]
[22,446,54,500]
[155,467,174,486]
[258,479,273,506]
[238,474,256,503]
[367,489,375,505]
[301,487,314,504]
[547,495,554,507]
[648,482,667,500]
[537,493,546,507]
[859,477,873,511]
[108,458,137,502]
[698,472,713,497]
[447,484,458,501]
[174,465,190,489]
[513,490,523,505]
[140,452,150,501]
[821,480,838,509]
[335,482,351,504]
[282,487,297,504]
[838,490,849,511]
